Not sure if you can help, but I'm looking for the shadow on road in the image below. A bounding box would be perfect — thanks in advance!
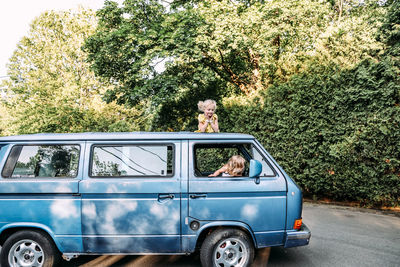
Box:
[61,248,270,267]
[63,254,201,267]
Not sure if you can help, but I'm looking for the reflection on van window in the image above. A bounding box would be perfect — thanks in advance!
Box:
[91,145,173,177]
[4,145,79,178]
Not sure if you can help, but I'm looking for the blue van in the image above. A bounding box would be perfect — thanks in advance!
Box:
[0,132,310,267]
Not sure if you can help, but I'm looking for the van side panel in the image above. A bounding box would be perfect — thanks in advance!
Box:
[0,195,82,252]
[79,141,182,253]
[285,173,303,230]
[0,142,85,253]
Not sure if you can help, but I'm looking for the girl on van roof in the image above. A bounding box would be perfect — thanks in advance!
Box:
[196,99,219,133]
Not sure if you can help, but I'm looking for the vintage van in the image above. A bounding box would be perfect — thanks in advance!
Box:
[0,132,310,267]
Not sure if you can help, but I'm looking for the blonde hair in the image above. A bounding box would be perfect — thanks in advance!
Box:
[198,99,217,112]
[226,155,245,176]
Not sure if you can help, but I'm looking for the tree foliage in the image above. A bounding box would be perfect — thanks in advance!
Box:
[84,0,384,115]
[377,0,400,57]
[1,8,146,135]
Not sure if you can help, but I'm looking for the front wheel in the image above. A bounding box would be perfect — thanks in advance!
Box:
[200,228,254,267]
[0,230,59,267]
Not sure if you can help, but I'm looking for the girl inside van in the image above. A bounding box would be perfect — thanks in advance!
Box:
[208,155,245,177]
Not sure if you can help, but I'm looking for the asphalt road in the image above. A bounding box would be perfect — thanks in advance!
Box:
[269,203,400,267]
[1,203,399,266]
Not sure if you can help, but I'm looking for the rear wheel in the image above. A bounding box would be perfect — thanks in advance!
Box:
[200,228,254,267]
[0,230,59,267]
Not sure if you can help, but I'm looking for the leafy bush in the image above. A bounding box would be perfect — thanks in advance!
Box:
[221,59,400,207]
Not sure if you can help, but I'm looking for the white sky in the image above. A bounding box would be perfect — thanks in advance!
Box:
[0,0,111,79]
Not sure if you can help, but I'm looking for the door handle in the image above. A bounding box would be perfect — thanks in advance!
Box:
[158,194,174,201]
[190,194,207,199]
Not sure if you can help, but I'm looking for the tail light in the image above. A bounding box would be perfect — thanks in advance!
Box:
[294,219,302,230]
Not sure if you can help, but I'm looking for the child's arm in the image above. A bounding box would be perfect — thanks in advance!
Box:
[210,116,219,132]
[208,164,227,177]
[197,114,208,132]
[198,120,208,132]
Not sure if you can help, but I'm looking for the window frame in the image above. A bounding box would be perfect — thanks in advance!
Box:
[88,143,175,178]
[1,143,81,179]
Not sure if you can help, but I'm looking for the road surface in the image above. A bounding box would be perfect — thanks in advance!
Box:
[268,203,400,267]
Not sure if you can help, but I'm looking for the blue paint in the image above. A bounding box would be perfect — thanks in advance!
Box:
[0,132,310,260]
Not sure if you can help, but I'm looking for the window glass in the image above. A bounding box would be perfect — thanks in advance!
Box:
[3,145,80,178]
[193,143,275,177]
[91,145,173,177]
[248,146,275,176]
[194,144,251,177]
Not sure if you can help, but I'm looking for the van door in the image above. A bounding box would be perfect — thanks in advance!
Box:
[80,141,181,253]
[188,140,287,247]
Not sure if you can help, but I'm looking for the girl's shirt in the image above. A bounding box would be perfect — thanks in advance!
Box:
[197,114,218,133]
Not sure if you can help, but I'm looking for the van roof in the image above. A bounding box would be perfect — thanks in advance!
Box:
[0,132,255,142]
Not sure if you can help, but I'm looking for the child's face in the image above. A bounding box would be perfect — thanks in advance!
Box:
[204,105,215,118]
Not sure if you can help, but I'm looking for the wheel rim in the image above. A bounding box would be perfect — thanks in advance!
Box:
[8,239,44,267]
[213,237,248,267]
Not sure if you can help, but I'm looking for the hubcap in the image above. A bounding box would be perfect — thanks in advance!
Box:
[213,238,248,267]
[8,239,44,267]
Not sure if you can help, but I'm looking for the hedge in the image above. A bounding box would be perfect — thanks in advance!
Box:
[221,59,400,207]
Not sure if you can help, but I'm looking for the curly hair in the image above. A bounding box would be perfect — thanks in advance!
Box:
[226,155,245,176]
[197,99,217,112]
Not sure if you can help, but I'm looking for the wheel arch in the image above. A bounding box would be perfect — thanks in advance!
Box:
[194,221,257,252]
[0,223,61,252]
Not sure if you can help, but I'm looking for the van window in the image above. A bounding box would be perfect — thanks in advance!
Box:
[193,143,275,177]
[2,145,80,178]
[194,143,251,177]
[90,145,173,177]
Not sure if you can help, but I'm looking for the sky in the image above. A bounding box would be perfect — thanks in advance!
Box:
[0,0,112,79]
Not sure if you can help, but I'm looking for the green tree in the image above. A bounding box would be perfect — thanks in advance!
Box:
[84,0,384,131]
[377,0,400,57]
[0,8,146,135]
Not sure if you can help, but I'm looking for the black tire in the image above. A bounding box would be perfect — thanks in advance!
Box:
[200,228,254,267]
[0,230,59,267]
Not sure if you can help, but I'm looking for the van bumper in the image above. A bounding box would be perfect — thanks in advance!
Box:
[284,223,311,248]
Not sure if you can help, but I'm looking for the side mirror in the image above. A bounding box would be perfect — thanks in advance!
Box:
[249,159,262,184]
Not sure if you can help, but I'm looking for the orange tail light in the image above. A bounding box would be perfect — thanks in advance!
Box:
[294,219,302,230]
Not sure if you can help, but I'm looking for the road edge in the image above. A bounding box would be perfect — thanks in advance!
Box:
[304,199,400,218]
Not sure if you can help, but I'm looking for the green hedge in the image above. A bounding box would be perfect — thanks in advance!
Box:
[221,60,400,207]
